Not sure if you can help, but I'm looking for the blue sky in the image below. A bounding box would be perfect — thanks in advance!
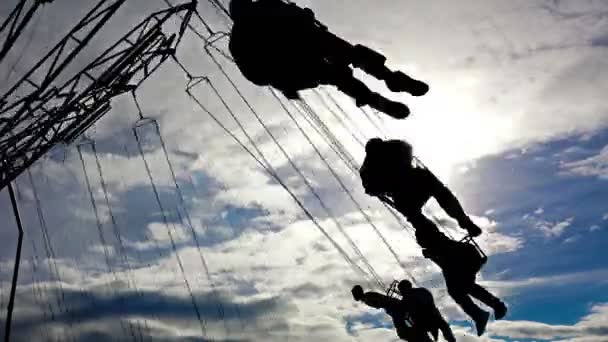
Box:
[0,0,607,341]
[454,128,608,331]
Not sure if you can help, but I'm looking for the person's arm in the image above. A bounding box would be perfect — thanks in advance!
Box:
[360,292,391,310]
[427,169,481,237]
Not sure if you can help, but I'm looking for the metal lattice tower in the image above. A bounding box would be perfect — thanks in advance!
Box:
[0,0,54,63]
[0,0,197,191]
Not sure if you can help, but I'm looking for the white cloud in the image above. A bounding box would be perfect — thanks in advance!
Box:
[489,302,608,341]
[147,222,190,245]
[561,145,608,180]
[88,244,116,257]
[589,225,601,232]
[564,235,581,244]
[483,269,608,292]
[2,0,608,341]
[525,215,575,238]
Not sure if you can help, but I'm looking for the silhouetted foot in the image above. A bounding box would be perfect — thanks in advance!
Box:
[385,71,429,96]
[474,310,490,336]
[370,97,410,119]
[494,302,508,320]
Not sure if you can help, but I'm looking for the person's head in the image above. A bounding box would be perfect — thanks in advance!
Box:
[387,140,413,167]
[397,279,413,296]
[351,285,364,301]
[365,138,384,155]
[229,0,253,21]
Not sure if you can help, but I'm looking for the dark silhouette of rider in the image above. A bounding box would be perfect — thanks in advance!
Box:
[359,138,508,336]
[398,280,456,342]
[351,284,433,342]
[228,0,429,119]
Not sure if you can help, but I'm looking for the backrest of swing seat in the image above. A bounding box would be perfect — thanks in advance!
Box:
[460,236,487,256]
[457,237,488,271]
[386,280,400,299]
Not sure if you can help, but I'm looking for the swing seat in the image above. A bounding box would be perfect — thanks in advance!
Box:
[386,280,401,299]
[458,236,487,273]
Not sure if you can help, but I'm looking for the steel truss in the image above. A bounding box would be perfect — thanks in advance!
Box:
[0,0,54,63]
[0,1,197,191]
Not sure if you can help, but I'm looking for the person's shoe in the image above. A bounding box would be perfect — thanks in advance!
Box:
[474,310,490,336]
[494,302,508,320]
[385,71,429,96]
[370,97,410,119]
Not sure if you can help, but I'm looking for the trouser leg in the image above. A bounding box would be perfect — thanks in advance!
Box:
[469,283,503,310]
[351,44,392,80]
[320,32,391,80]
[319,31,428,95]
[433,310,456,342]
[446,279,486,321]
[414,329,434,342]
[323,60,410,119]
[324,66,376,106]
[398,328,433,342]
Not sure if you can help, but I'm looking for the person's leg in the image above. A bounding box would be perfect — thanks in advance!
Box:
[414,329,435,342]
[325,65,374,106]
[350,44,429,96]
[446,284,486,321]
[433,309,456,342]
[319,32,429,96]
[324,65,410,119]
[445,276,489,336]
[399,327,433,342]
[350,44,390,79]
[469,283,508,319]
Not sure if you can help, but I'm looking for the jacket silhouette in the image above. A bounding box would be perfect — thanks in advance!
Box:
[228,0,429,119]
[360,138,508,336]
[398,280,455,342]
[352,285,434,342]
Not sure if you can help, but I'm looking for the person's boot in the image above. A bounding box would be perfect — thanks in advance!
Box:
[494,301,508,320]
[385,71,429,96]
[367,95,410,119]
[473,310,490,336]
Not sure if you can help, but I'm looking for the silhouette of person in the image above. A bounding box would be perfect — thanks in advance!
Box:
[351,285,433,342]
[359,138,508,336]
[228,0,429,119]
[398,280,456,342]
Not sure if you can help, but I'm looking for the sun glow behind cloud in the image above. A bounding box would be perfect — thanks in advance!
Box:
[1,0,608,341]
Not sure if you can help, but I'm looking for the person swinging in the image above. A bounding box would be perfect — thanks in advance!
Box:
[359,138,508,336]
[352,284,437,342]
[228,0,429,119]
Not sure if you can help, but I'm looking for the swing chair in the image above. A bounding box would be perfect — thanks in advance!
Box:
[386,279,401,299]
[385,280,416,328]
[374,187,488,272]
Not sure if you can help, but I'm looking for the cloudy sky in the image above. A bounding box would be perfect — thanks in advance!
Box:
[1,0,607,341]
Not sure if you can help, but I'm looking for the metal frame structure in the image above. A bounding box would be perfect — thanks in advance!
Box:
[0,0,197,191]
[0,0,54,63]
[0,0,127,112]
[4,184,24,342]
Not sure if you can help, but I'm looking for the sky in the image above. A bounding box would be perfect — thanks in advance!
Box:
[0,0,607,341]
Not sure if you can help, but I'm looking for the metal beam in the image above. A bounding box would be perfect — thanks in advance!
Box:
[0,1,197,191]
[0,0,127,126]
[0,0,54,63]
[4,183,24,342]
